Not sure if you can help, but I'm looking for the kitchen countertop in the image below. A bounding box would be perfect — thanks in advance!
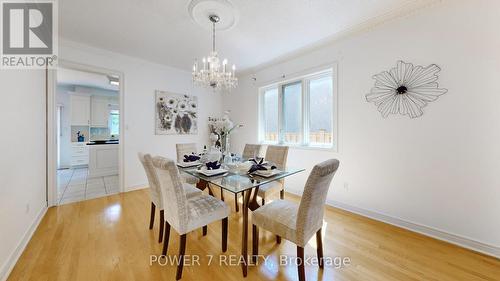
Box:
[86,141,119,145]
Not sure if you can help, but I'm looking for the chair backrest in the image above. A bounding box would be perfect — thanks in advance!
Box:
[152,156,189,234]
[296,159,340,244]
[176,143,197,163]
[265,145,289,170]
[138,153,162,209]
[242,144,262,159]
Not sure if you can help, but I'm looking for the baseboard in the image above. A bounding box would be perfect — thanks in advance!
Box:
[285,190,499,259]
[125,183,148,192]
[0,205,48,281]
[327,199,500,259]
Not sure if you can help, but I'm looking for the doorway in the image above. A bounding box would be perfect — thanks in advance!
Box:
[47,61,125,206]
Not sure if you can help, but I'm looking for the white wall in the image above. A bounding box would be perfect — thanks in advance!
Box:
[0,70,47,279]
[59,40,223,189]
[224,0,500,254]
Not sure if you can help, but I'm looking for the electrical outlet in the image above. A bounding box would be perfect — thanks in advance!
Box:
[343,182,349,191]
[25,203,30,214]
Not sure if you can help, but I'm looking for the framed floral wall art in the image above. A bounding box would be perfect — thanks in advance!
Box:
[155,91,198,135]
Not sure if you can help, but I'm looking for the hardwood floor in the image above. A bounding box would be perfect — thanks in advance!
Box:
[8,189,500,281]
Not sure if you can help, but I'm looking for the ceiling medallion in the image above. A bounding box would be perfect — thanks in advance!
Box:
[192,14,237,91]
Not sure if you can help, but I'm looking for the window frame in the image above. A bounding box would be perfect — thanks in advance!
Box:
[258,64,338,151]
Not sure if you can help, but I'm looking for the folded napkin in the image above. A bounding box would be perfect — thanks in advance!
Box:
[183,153,201,162]
[248,158,276,174]
[205,161,221,170]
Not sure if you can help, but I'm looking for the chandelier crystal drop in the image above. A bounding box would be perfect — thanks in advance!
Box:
[192,14,237,91]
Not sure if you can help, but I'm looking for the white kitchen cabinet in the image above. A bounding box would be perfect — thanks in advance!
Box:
[70,95,90,126]
[88,144,119,177]
[91,97,109,127]
[71,142,89,167]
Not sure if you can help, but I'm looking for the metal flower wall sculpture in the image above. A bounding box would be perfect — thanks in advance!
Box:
[366,60,448,118]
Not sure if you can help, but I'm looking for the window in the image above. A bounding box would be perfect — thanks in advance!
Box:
[109,110,120,136]
[308,75,333,146]
[262,88,279,142]
[282,82,302,144]
[259,68,336,149]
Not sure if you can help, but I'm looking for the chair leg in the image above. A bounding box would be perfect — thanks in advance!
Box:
[149,202,156,229]
[202,225,207,236]
[234,193,239,212]
[316,228,324,268]
[222,217,228,252]
[297,246,306,281]
[252,224,259,263]
[280,189,285,199]
[176,234,187,280]
[276,235,281,244]
[159,210,164,243]
[162,221,171,255]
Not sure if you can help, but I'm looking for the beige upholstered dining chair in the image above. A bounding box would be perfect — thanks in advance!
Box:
[138,153,202,243]
[257,145,289,205]
[252,159,339,281]
[152,156,230,280]
[175,143,199,185]
[242,144,262,159]
[231,144,263,212]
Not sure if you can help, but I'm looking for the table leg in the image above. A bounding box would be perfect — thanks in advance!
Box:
[241,189,251,277]
[248,186,261,211]
[196,179,214,196]
[240,186,261,277]
[196,179,207,191]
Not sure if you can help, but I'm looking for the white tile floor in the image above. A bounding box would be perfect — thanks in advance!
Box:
[57,168,120,205]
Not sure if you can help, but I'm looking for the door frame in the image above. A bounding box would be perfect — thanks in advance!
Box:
[47,59,125,206]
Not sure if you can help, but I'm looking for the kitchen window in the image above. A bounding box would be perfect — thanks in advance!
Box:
[259,67,337,149]
[109,110,120,136]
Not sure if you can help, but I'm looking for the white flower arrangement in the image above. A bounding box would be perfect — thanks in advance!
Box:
[208,111,243,151]
[209,110,242,136]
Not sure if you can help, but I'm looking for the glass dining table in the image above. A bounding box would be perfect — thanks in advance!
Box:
[179,164,304,277]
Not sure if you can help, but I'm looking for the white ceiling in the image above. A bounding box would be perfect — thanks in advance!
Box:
[59,0,435,72]
[57,67,119,92]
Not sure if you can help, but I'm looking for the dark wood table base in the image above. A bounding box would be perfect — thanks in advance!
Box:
[241,186,261,277]
[196,179,214,196]
[195,178,261,277]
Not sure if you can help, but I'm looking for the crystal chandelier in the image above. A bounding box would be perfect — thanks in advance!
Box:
[192,15,237,90]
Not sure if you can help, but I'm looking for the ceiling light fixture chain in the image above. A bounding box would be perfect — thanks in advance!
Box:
[210,14,218,53]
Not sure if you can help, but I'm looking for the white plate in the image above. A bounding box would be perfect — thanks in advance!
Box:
[198,168,228,177]
[177,161,201,168]
[253,169,281,178]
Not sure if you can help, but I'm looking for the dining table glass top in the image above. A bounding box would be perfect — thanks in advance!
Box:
[180,164,304,194]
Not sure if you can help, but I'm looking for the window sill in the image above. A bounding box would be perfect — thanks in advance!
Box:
[259,142,337,152]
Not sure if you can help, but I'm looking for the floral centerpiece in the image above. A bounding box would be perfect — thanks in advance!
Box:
[208,110,243,154]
